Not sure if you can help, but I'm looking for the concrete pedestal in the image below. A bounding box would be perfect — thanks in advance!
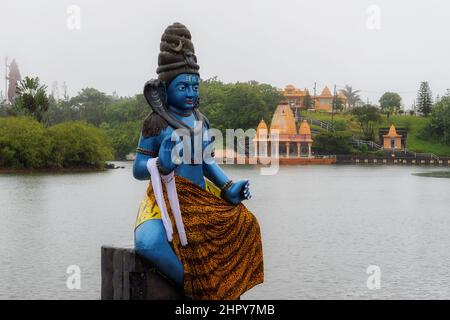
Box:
[101,245,184,300]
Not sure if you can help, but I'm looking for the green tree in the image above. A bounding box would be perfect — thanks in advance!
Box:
[0,117,51,168]
[104,94,148,124]
[332,96,344,112]
[199,78,282,132]
[14,76,50,123]
[0,93,8,117]
[47,121,113,167]
[303,92,314,109]
[417,81,433,116]
[100,121,141,160]
[351,104,382,140]
[424,96,450,144]
[379,92,402,118]
[69,88,112,126]
[341,85,362,109]
[45,95,81,125]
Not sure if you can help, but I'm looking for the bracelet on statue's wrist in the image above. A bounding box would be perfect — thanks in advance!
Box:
[220,180,234,199]
[156,157,174,176]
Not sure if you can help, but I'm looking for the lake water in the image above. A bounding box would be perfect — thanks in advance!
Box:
[1,162,450,299]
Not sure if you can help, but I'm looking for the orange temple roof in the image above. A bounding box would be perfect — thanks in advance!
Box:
[299,120,312,135]
[256,119,268,131]
[269,104,297,135]
[282,84,309,97]
[385,124,402,137]
[319,86,333,97]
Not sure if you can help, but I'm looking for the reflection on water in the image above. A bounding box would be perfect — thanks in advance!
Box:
[1,163,450,299]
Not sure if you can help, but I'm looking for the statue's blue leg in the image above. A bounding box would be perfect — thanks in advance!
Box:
[135,219,184,287]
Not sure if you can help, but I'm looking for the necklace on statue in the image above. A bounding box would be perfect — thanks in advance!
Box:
[170,108,194,117]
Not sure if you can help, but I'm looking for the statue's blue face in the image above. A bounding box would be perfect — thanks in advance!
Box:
[166,73,199,111]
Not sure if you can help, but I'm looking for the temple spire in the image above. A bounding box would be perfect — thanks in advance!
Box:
[7,59,21,102]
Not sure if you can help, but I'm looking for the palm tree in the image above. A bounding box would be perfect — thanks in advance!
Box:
[15,76,49,123]
[341,85,362,110]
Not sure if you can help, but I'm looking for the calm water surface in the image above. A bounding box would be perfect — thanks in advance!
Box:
[1,163,450,299]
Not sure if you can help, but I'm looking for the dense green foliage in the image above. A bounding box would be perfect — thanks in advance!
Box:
[3,75,449,160]
[100,121,142,160]
[200,78,283,132]
[2,77,282,161]
[423,96,450,144]
[351,104,382,140]
[99,95,148,159]
[69,88,113,127]
[331,119,347,132]
[332,96,344,112]
[34,89,148,160]
[0,117,113,169]
[0,117,51,168]
[45,88,116,126]
[304,111,450,156]
[313,131,353,154]
[47,122,113,168]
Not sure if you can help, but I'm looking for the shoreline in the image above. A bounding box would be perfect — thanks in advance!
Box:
[0,166,109,174]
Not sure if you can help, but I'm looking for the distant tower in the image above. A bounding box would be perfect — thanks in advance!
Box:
[7,59,21,102]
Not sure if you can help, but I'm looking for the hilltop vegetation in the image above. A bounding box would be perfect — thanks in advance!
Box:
[0,77,283,164]
[2,75,449,166]
[300,109,450,156]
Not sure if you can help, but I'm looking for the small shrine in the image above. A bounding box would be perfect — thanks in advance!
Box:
[298,119,313,158]
[383,124,403,150]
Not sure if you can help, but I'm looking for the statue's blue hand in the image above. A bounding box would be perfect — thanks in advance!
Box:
[223,179,251,205]
[158,135,183,173]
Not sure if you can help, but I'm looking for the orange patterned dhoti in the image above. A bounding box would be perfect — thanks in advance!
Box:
[142,175,264,300]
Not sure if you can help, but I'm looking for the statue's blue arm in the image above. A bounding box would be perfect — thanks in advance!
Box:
[201,127,228,188]
[203,156,251,204]
[201,133,251,204]
[203,160,229,188]
[133,132,163,180]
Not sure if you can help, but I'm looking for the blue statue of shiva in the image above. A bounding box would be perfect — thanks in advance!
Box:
[132,22,263,300]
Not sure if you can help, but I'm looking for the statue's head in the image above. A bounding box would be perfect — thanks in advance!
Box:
[166,73,199,111]
[156,22,200,110]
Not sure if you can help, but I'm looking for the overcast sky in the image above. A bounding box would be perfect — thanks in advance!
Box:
[1,0,449,108]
